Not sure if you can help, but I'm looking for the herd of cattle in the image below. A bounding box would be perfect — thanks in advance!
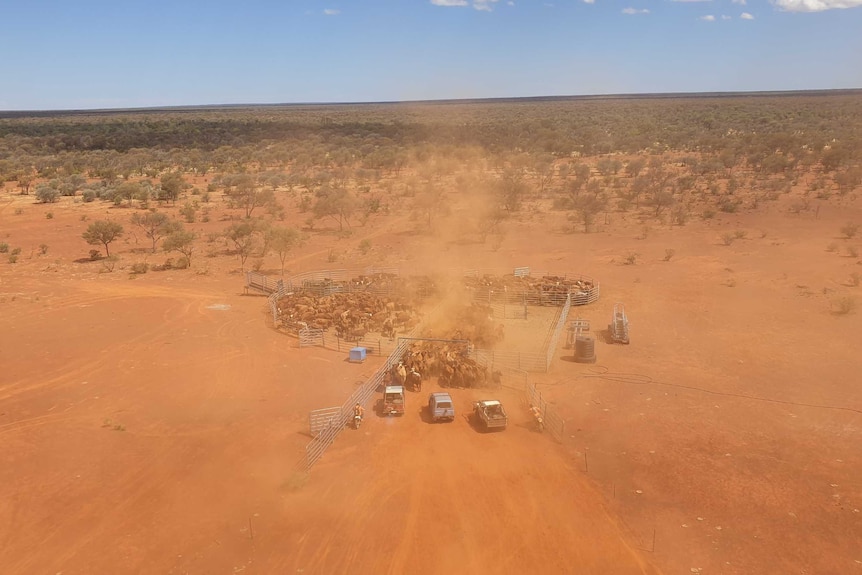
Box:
[276,291,421,337]
[276,272,593,343]
[464,274,595,305]
[388,340,502,390]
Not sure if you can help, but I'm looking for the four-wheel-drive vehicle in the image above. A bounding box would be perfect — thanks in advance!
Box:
[427,392,455,422]
[472,399,508,431]
[383,385,406,416]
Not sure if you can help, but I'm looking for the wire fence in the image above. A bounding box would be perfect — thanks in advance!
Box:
[526,383,566,443]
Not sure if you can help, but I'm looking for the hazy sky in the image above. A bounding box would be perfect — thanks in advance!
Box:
[1,0,860,110]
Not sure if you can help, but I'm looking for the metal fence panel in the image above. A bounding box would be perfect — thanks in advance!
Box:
[545,293,572,369]
[299,328,325,347]
[526,383,565,442]
[309,407,341,436]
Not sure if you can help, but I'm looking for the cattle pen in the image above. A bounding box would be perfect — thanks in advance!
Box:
[245,266,600,471]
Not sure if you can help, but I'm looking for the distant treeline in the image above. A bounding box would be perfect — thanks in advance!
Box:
[1,92,860,180]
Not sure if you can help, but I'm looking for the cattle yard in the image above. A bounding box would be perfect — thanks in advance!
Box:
[246,266,601,469]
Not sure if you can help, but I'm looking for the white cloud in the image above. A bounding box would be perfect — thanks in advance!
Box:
[323,8,340,15]
[430,0,468,6]
[721,13,732,18]
[732,0,746,4]
[473,0,500,10]
[772,0,862,10]
[507,0,515,4]
[622,7,650,13]
[740,10,755,17]
[700,13,716,19]
[583,0,596,4]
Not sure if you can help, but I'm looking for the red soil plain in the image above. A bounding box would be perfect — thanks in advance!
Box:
[1,140,862,573]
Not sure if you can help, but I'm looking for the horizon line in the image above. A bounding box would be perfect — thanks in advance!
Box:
[3,87,862,117]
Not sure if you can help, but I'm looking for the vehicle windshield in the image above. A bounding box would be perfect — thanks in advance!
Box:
[437,402,452,409]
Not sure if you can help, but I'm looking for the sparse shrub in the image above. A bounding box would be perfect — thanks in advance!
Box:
[840,222,859,239]
[130,262,149,274]
[624,252,639,265]
[719,199,739,213]
[39,244,48,255]
[724,278,737,288]
[45,212,54,219]
[100,256,117,272]
[721,232,736,246]
[848,246,859,258]
[89,249,103,261]
[180,202,197,223]
[663,248,676,262]
[174,256,189,269]
[358,239,372,255]
[82,190,96,203]
[298,195,312,212]
[702,209,716,220]
[252,258,264,272]
[639,226,650,240]
[826,242,839,253]
[0,243,7,253]
[10,247,21,256]
[14,208,23,215]
[788,201,810,214]
[832,296,856,316]
[36,186,60,204]
[80,214,88,221]
[849,272,860,287]
[671,207,689,226]
[733,230,748,240]
[8,253,18,263]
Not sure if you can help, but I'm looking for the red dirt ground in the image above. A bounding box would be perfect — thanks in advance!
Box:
[1,184,861,574]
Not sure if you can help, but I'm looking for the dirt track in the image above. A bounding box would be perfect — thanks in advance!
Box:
[283,384,658,575]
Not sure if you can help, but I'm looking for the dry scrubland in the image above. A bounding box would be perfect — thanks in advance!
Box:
[1,93,861,574]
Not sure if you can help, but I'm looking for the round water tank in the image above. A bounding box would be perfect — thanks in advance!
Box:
[575,336,596,364]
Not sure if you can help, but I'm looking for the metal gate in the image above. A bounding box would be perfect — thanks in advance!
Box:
[526,383,565,443]
[309,406,342,436]
[299,327,325,347]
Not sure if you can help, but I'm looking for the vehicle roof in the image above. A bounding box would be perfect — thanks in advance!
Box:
[477,400,501,406]
[430,392,452,399]
[384,386,404,393]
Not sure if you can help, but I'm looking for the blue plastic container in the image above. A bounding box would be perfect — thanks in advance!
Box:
[349,347,367,363]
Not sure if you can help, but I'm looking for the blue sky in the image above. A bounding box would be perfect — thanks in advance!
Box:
[0,0,860,110]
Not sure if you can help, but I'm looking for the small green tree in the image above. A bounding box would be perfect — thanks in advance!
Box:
[225,221,257,270]
[267,226,301,275]
[82,220,124,257]
[570,195,607,233]
[162,229,196,266]
[159,172,187,204]
[130,211,181,252]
